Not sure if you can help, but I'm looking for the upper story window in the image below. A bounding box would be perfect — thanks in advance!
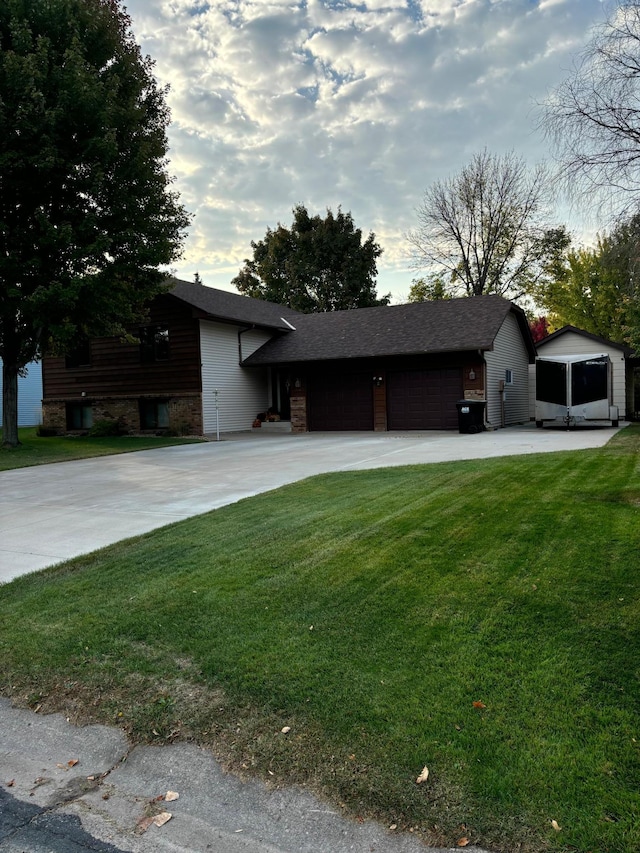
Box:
[505,369,514,386]
[140,326,170,364]
[65,340,92,369]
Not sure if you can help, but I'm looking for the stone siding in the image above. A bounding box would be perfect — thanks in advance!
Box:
[42,394,203,435]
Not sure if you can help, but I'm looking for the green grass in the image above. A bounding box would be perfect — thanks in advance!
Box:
[1,426,640,852]
[0,427,201,470]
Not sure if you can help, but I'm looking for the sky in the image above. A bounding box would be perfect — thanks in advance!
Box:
[124,0,609,303]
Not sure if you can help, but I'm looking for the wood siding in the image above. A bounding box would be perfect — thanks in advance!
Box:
[42,294,202,400]
[533,332,628,418]
[0,359,42,426]
[485,313,531,427]
[200,320,272,433]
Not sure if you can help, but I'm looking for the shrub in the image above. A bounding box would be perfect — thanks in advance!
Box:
[88,419,124,437]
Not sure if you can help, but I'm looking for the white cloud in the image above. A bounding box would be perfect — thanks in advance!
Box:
[125,0,607,299]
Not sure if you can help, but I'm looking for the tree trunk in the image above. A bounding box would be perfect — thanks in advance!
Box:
[2,359,20,447]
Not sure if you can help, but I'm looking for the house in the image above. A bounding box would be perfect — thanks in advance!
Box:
[244,295,535,431]
[529,326,636,421]
[40,280,535,435]
[0,359,43,427]
[41,279,300,436]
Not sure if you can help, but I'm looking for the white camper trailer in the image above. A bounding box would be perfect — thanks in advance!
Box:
[535,353,619,428]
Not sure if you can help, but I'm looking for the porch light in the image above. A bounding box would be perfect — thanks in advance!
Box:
[468,369,476,381]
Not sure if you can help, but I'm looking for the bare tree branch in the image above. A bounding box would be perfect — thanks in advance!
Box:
[406,150,558,299]
[542,1,640,215]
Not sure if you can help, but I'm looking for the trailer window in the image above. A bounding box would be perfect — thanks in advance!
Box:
[572,359,608,406]
[536,360,566,406]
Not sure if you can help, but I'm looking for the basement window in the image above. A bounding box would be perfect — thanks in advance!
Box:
[66,402,93,430]
[140,399,169,430]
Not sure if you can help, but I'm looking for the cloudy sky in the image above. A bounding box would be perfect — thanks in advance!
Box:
[125,0,608,302]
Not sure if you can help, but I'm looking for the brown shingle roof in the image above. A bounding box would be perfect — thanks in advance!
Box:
[168,278,302,331]
[244,295,534,365]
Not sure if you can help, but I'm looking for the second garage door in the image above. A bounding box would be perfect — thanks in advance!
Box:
[387,368,462,429]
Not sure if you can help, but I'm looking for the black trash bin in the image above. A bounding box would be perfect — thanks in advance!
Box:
[456,400,486,434]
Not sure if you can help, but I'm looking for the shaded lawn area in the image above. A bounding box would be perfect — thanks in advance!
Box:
[1,426,639,852]
[0,427,201,470]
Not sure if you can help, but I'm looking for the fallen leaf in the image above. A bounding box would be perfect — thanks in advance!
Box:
[551,819,561,832]
[389,824,397,830]
[416,766,429,784]
[153,812,172,827]
[457,837,470,847]
[6,780,15,787]
[136,816,155,833]
[281,726,291,734]
[472,700,486,709]
[67,759,79,768]
[164,791,179,802]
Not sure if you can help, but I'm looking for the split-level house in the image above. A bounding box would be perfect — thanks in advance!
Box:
[41,279,536,435]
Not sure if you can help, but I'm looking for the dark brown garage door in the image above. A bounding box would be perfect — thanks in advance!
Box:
[308,373,373,431]
[387,368,462,429]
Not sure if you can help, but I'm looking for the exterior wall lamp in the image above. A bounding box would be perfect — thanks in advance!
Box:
[468,369,476,381]
[373,376,384,387]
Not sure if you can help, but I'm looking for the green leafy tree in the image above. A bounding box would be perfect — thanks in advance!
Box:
[0,0,190,447]
[407,275,452,302]
[535,217,640,347]
[407,150,565,301]
[233,205,389,313]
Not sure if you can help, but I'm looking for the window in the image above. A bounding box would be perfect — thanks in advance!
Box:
[65,340,91,369]
[140,398,169,430]
[505,369,514,385]
[66,402,93,430]
[140,326,170,363]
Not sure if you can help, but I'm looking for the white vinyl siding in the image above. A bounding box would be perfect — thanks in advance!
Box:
[484,313,531,428]
[200,320,272,433]
[0,359,43,426]
[534,331,627,418]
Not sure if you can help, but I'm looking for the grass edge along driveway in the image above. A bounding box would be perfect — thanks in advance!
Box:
[0,427,201,470]
[1,426,639,853]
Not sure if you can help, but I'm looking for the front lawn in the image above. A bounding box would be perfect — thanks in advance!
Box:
[0,427,201,470]
[1,426,639,852]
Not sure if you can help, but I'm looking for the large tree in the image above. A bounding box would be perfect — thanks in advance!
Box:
[542,1,640,212]
[0,0,190,447]
[407,150,566,301]
[536,215,640,347]
[232,205,389,313]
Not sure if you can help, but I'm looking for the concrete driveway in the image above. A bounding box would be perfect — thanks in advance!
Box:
[0,423,621,583]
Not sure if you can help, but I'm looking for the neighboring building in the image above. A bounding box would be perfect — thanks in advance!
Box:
[530,326,636,421]
[0,360,43,427]
[41,280,535,435]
